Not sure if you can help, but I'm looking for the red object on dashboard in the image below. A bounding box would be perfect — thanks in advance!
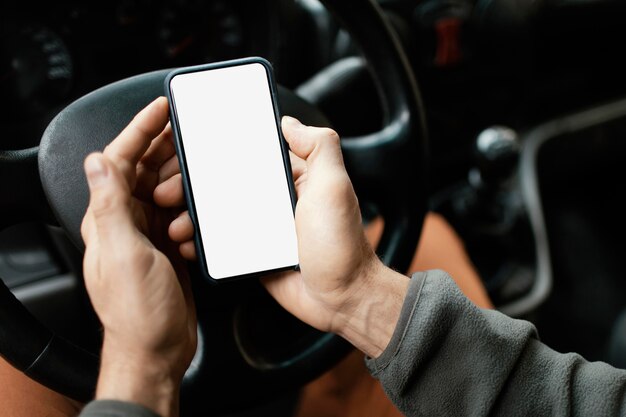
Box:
[434,17,462,67]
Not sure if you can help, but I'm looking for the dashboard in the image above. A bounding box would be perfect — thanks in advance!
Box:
[5,0,626,156]
[1,0,278,150]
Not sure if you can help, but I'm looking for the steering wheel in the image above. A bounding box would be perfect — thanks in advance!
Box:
[0,0,427,413]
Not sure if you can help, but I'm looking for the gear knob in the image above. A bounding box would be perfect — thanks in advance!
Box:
[471,125,520,188]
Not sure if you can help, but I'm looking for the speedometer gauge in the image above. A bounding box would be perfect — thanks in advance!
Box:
[1,23,73,115]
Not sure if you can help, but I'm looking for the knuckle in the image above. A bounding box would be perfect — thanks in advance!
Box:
[321,128,341,144]
[80,216,91,240]
[91,191,126,218]
[130,121,152,139]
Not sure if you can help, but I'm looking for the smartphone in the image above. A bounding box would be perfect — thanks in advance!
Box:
[165,57,299,282]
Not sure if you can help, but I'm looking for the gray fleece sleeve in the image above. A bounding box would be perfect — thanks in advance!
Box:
[366,270,626,416]
[78,400,161,417]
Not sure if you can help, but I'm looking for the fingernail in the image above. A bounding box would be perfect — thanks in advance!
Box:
[282,115,302,128]
[85,154,108,187]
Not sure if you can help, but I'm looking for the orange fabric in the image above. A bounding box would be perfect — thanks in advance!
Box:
[295,212,493,417]
[405,213,492,309]
[0,355,81,416]
[363,213,492,309]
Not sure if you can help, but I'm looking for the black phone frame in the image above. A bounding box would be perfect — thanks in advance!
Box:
[165,57,299,283]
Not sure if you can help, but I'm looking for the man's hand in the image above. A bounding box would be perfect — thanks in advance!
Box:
[81,97,196,417]
[261,117,390,332]
[161,116,409,358]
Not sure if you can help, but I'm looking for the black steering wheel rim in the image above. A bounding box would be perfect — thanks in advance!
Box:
[0,0,427,411]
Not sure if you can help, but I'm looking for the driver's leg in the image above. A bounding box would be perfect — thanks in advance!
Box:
[0,356,82,417]
[365,213,493,309]
[295,212,492,417]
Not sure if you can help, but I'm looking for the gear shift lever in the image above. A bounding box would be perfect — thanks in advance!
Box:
[469,126,520,191]
[463,126,522,230]
[434,125,534,306]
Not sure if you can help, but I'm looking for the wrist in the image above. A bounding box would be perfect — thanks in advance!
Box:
[96,340,182,417]
[333,262,410,358]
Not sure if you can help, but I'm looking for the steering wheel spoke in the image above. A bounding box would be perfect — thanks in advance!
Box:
[342,130,424,269]
[341,116,412,191]
[295,56,368,106]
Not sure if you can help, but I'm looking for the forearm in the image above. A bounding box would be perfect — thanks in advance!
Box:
[363,270,626,416]
[334,262,410,358]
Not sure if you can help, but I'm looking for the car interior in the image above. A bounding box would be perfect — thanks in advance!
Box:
[2,0,626,415]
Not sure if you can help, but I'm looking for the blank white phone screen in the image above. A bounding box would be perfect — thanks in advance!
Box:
[169,63,298,279]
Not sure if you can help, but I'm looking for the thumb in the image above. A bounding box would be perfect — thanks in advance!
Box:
[83,153,136,245]
[281,116,345,171]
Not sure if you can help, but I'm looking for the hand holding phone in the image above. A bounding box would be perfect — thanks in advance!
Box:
[166,58,298,281]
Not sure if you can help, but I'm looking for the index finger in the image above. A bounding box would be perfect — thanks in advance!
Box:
[104,97,170,166]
